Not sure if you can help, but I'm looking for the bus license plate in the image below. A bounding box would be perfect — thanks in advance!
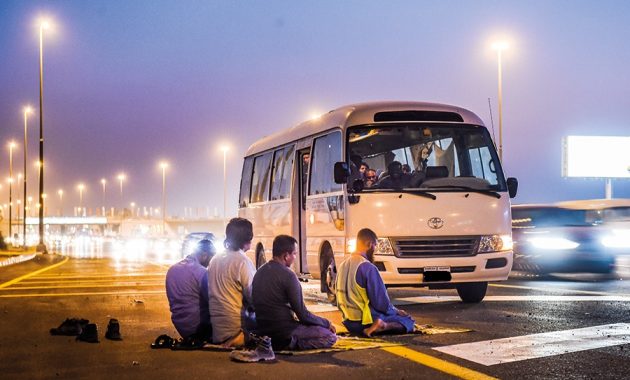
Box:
[424,266,450,272]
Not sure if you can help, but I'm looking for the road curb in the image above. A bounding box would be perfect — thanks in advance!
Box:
[0,254,37,268]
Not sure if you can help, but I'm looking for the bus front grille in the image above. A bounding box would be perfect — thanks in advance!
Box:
[392,237,479,258]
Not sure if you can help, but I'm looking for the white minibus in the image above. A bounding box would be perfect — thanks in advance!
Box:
[238,101,518,302]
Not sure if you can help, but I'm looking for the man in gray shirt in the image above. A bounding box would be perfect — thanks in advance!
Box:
[208,218,257,347]
[252,235,337,350]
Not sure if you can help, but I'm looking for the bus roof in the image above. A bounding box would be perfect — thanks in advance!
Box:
[245,101,485,156]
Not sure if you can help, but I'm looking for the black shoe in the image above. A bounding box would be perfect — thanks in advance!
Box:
[105,318,122,341]
[76,323,99,343]
[50,318,89,336]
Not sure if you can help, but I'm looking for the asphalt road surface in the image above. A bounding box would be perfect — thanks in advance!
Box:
[1,250,629,380]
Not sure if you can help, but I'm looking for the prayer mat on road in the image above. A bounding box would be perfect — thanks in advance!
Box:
[276,336,404,356]
[413,324,473,335]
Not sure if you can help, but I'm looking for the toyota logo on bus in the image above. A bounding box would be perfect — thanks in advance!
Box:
[428,217,444,229]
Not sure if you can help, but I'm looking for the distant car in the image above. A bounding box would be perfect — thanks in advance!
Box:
[511,199,630,274]
[180,232,216,258]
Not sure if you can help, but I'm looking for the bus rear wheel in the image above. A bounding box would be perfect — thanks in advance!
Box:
[320,244,337,304]
[456,282,487,303]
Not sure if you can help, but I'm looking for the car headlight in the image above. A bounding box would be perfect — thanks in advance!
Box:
[478,234,513,253]
[528,237,579,250]
[346,237,394,255]
[601,229,630,248]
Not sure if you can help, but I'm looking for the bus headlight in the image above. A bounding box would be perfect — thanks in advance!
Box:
[375,238,395,255]
[478,234,513,253]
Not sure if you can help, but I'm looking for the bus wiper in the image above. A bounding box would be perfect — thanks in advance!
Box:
[363,188,437,200]
[424,185,501,199]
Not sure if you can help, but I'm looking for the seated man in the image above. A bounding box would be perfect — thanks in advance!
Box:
[364,169,378,188]
[336,228,415,337]
[208,218,257,347]
[253,235,337,350]
[165,239,216,342]
[378,161,411,189]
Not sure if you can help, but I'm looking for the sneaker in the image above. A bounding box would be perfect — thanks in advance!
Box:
[105,318,122,341]
[76,323,99,343]
[50,318,89,336]
[229,335,275,363]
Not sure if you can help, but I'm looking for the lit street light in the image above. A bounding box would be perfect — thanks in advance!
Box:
[57,188,63,216]
[37,19,51,253]
[220,145,229,225]
[117,173,126,215]
[23,106,33,248]
[492,39,509,161]
[159,161,169,235]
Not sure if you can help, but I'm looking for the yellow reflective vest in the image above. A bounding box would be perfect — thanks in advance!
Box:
[336,254,373,325]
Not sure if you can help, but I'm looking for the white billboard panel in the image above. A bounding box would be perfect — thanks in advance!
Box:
[562,136,630,178]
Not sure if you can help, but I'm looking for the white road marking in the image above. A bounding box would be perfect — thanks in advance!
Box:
[395,295,630,304]
[434,323,630,366]
[490,283,625,296]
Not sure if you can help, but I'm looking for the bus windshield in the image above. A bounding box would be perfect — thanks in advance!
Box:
[347,123,506,192]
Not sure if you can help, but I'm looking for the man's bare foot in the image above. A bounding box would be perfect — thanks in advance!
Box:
[222,331,245,348]
[363,319,385,337]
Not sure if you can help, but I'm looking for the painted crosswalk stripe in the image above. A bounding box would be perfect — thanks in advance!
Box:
[395,295,630,304]
[434,323,630,366]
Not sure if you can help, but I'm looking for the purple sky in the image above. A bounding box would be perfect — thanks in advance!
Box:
[1,0,629,217]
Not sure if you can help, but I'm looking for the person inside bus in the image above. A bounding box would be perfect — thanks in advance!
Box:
[359,162,369,178]
[364,169,378,188]
[402,164,411,175]
[336,228,415,337]
[207,218,257,347]
[377,161,411,189]
[252,235,337,351]
[165,238,216,344]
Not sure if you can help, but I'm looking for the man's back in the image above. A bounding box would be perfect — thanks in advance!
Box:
[165,256,209,339]
[207,249,255,343]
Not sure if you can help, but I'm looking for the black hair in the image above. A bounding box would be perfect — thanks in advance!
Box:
[272,235,298,258]
[356,228,377,244]
[225,218,253,251]
[195,239,216,256]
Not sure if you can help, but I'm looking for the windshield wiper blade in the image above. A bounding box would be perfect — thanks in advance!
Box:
[362,188,437,200]
[424,185,501,199]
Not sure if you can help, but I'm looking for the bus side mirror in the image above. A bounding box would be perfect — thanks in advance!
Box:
[507,177,518,198]
[334,162,350,184]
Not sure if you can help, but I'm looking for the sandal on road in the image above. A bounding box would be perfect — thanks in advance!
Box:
[151,334,175,349]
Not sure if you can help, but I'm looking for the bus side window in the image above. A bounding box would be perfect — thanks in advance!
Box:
[239,157,254,208]
[251,152,273,203]
[270,145,295,200]
[309,131,342,195]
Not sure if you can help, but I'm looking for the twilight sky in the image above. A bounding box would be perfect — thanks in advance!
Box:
[1,0,629,217]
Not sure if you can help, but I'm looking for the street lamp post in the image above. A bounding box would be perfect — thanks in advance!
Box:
[37,20,50,253]
[220,146,229,225]
[23,106,32,248]
[159,161,168,235]
[77,183,85,216]
[57,189,63,216]
[100,178,106,216]
[8,142,16,243]
[117,173,126,215]
[492,40,509,161]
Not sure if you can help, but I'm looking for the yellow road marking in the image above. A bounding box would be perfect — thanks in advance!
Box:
[32,273,166,279]
[382,346,498,380]
[0,290,165,298]
[0,256,69,289]
[14,279,164,285]
[490,283,624,297]
[1,283,165,291]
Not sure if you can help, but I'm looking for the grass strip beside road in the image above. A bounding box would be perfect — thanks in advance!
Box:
[382,346,498,380]
[0,256,69,289]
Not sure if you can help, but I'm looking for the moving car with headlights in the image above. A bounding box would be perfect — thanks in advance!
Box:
[511,199,630,274]
[239,101,519,303]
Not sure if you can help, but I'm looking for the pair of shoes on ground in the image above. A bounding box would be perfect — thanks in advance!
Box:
[230,334,275,363]
[50,318,122,343]
[150,335,205,350]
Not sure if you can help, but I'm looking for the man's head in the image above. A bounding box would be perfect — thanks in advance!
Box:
[365,169,377,183]
[194,239,216,268]
[272,235,298,267]
[402,164,411,174]
[356,228,378,263]
[359,162,369,174]
[225,217,253,252]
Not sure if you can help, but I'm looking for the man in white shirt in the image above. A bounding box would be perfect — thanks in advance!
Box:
[208,218,256,347]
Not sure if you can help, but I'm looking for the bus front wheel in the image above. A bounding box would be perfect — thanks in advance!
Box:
[320,245,337,304]
[456,282,487,303]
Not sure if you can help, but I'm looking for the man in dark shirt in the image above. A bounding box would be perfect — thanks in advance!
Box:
[252,235,337,350]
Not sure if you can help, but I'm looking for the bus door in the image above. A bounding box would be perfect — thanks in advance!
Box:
[295,148,310,274]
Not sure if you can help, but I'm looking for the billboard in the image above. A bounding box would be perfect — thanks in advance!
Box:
[562,136,630,178]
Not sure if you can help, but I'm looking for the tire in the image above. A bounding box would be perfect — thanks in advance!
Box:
[456,282,488,303]
[255,244,266,269]
[320,244,337,304]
